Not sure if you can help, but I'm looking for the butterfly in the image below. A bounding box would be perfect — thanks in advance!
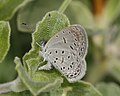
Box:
[37,24,88,83]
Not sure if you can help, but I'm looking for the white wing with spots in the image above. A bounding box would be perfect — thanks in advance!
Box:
[39,24,88,83]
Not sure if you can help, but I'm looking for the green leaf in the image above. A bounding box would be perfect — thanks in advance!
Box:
[0,77,27,94]
[0,91,33,96]
[23,11,70,70]
[14,11,70,95]
[96,82,120,96]
[66,0,95,30]
[14,57,63,96]
[0,21,10,63]
[102,0,120,26]
[50,81,102,96]
[0,0,30,20]
[0,91,49,96]
[0,56,16,82]
[17,0,63,32]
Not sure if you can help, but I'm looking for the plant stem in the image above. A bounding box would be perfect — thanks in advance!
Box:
[58,0,72,13]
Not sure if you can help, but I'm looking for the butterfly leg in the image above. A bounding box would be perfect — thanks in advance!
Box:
[38,62,53,70]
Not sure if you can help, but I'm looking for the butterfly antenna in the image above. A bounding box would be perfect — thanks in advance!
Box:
[36,42,41,47]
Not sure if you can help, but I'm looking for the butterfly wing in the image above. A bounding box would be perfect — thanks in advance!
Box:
[42,24,88,82]
[44,24,88,58]
[44,48,87,82]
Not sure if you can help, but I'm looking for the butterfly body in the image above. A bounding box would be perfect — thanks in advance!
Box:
[38,24,88,83]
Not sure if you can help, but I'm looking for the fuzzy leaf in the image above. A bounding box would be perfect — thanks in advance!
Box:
[14,57,63,96]
[0,0,30,20]
[96,82,120,96]
[23,11,70,70]
[0,21,10,63]
[0,77,27,94]
[17,0,63,32]
[50,81,102,96]
[0,91,49,96]
[13,11,69,95]
[0,91,32,96]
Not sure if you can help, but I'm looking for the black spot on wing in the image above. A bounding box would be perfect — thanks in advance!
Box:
[63,37,66,43]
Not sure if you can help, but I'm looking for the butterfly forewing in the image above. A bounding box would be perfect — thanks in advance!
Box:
[44,25,88,58]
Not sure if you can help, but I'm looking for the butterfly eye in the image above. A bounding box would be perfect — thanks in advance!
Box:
[40,39,47,47]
